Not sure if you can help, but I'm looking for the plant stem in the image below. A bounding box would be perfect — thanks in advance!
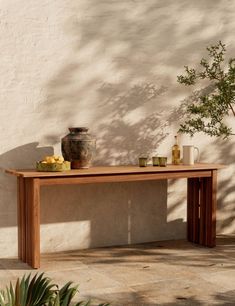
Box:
[228,103,235,117]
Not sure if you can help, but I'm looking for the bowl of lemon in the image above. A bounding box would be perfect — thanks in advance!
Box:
[36,155,71,172]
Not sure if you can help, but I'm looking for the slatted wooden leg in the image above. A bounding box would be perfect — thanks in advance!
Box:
[17,177,26,261]
[187,178,200,243]
[25,178,41,268]
[187,171,217,247]
[199,170,217,247]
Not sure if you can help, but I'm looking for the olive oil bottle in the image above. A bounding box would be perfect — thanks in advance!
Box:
[172,135,180,165]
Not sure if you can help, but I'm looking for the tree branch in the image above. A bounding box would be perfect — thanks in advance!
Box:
[228,102,235,117]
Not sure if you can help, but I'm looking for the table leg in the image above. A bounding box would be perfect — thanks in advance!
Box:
[187,177,200,243]
[25,178,41,268]
[17,177,26,261]
[199,170,217,247]
[187,170,217,247]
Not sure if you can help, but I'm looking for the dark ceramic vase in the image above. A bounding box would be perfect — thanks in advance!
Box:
[61,127,96,169]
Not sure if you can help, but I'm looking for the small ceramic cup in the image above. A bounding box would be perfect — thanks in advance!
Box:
[139,157,148,167]
[159,157,167,167]
[152,156,159,166]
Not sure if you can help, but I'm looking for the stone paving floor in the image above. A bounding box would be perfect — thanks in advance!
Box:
[0,235,234,305]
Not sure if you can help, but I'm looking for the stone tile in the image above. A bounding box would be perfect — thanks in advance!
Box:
[47,267,122,292]
[92,261,195,286]
[0,258,34,289]
[211,289,235,305]
[0,277,15,289]
[72,241,214,269]
[0,269,15,289]
[78,287,139,306]
[0,257,32,271]
[130,277,229,305]
[214,235,235,259]
[163,252,235,276]
[200,270,235,291]
[40,251,88,272]
[1,238,235,305]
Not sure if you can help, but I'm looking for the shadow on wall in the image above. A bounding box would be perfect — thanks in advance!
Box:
[43,82,174,164]
[40,179,185,251]
[0,143,53,227]
[41,72,188,249]
[39,0,233,162]
[36,0,234,248]
[94,83,170,165]
[1,1,231,250]
[41,0,232,157]
[200,138,235,234]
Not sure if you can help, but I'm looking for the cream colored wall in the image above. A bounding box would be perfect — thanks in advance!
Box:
[0,0,234,256]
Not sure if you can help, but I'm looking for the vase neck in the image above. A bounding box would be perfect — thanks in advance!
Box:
[69,127,88,133]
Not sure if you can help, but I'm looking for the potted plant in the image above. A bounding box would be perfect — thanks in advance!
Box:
[177,41,235,138]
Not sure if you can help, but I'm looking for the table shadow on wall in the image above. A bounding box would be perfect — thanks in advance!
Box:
[39,179,186,253]
[0,142,54,228]
[42,0,232,140]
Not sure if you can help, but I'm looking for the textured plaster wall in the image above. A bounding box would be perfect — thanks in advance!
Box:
[0,0,235,256]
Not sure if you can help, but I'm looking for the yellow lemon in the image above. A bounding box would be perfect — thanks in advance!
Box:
[45,156,55,163]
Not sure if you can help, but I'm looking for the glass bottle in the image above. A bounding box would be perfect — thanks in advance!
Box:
[172,135,180,165]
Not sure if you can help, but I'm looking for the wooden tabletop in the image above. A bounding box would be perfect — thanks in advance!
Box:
[5,163,224,178]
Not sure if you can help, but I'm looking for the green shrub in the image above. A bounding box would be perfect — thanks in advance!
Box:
[177,41,235,138]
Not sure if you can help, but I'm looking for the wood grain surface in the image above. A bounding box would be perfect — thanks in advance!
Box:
[6,163,224,178]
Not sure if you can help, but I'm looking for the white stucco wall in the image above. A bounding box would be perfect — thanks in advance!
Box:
[0,0,234,257]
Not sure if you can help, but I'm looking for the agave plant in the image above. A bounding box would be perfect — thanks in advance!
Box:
[0,273,110,306]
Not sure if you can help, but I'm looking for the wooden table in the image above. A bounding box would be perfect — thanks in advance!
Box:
[6,163,223,269]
